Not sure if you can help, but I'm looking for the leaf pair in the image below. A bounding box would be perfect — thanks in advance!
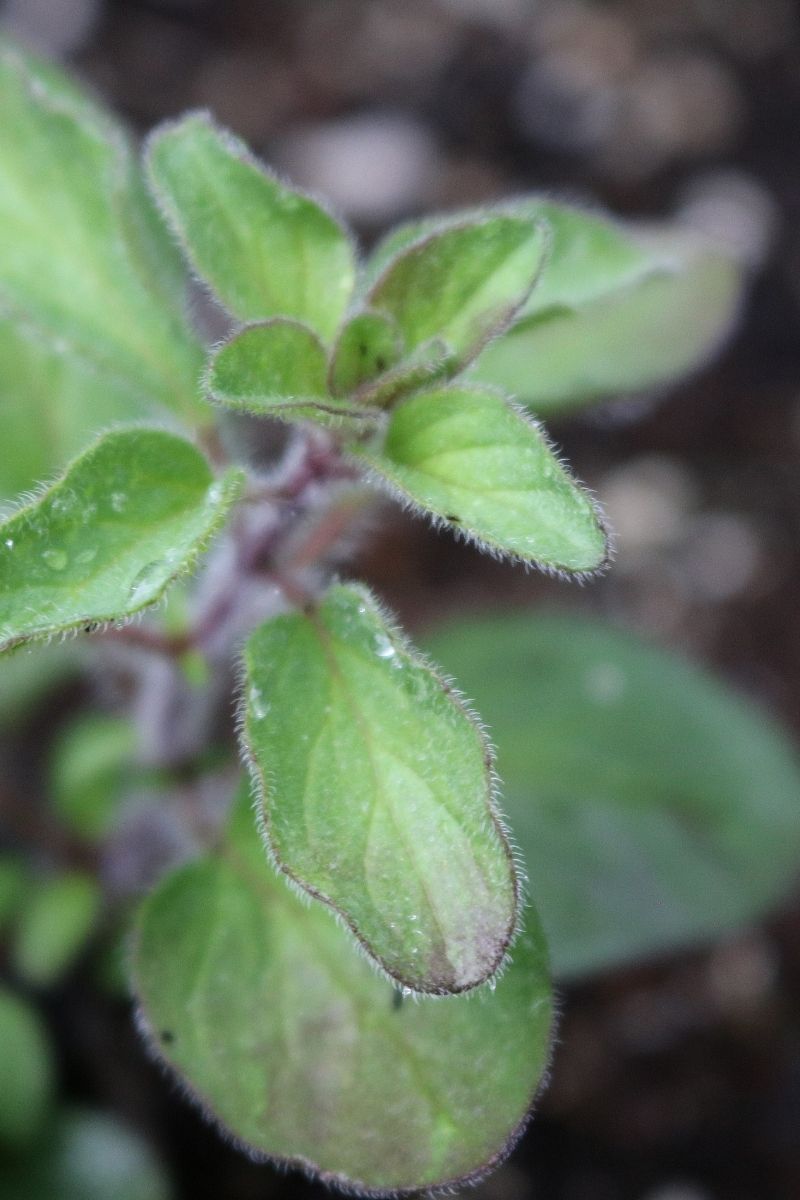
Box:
[147,114,609,574]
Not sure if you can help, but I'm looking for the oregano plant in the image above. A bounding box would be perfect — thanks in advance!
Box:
[4,36,786,1197]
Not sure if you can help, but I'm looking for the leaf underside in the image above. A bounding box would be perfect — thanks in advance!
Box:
[243,583,519,995]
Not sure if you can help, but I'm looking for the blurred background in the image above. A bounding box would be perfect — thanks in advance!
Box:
[1,1,799,1198]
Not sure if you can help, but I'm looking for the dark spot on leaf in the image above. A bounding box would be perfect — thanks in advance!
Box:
[445,514,461,523]
[392,988,404,1012]
[160,1029,175,1044]
[375,356,387,372]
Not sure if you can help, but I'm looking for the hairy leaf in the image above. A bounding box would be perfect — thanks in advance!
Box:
[206,319,376,429]
[368,216,547,370]
[242,583,518,994]
[473,237,742,413]
[133,793,551,1194]
[147,112,355,341]
[426,612,800,978]
[0,41,204,424]
[355,384,607,572]
[0,429,241,652]
[0,988,54,1144]
[328,310,402,397]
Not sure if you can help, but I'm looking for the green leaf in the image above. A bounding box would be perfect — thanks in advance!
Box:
[367,216,548,370]
[132,791,552,1194]
[354,383,608,572]
[242,583,518,994]
[0,988,54,1144]
[50,714,136,839]
[328,310,402,397]
[473,236,742,414]
[425,612,800,979]
[0,856,27,932]
[511,199,667,317]
[0,1109,172,1200]
[147,112,355,341]
[0,429,242,653]
[12,872,101,987]
[206,319,376,429]
[0,41,204,425]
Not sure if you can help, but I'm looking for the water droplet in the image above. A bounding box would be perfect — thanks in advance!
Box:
[249,685,269,721]
[42,548,67,571]
[75,547,97,566]
[127,561,164,604]
[4,538,13,550]
[374,634,396,660]
[111,492,127,513]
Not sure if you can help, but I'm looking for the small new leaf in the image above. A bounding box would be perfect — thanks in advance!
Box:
[133,790,552,1194]
[0,429,241,652]
[328,310,402,397]
[242,583,519,995]
[207,319,377,429]
[355,384,608,573]
[367,216,548,371]
[147,112,356,341]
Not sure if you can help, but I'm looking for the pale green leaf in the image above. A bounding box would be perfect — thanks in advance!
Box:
[12,872,101,987]
[206,319,376,429]
[0,322,160,505]
[0,41,204,424]
[0,429,242,653]
[510,199,667,317]
[367,216,548,370]
[354,384,608,572]
[132,791,551,1194]
[147,112,356,341]
[242,583,518,995]
[473,237,742,414]
[0,988,54,1144]
[426,612,800,979]
[50,714,136,839]
[328,310,402,397]
[0,1110,172,1200]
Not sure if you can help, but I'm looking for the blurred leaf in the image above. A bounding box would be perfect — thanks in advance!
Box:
[426,612,800,978]
[0,856,27,932]
[0,41,205,443]
[0,429,242,653]
[0,1109,172,1200]
[0,988,54,1144]
[50,714,136,839]
[147,112,355,341]
[206,319,376,429]
[13,872,101,987]
[368,216,547,371]
[354,384,608,572]
[133,789,551,1194]
[328,310,402,397]
[510,199,665,316]
[0,642,83,728]
[473,237,742,414]
[242,583,518,994]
